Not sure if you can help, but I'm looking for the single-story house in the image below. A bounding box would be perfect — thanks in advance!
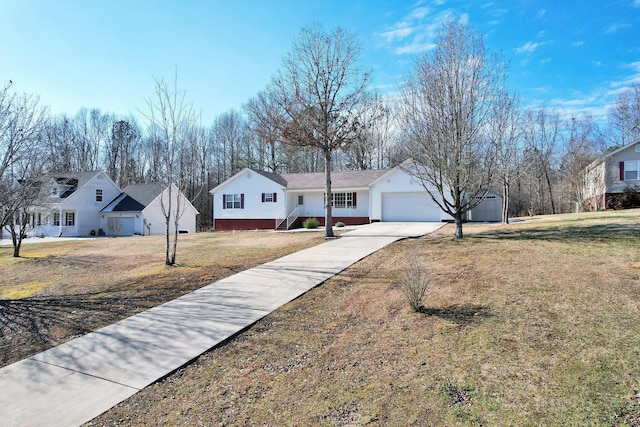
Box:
[101,183,199,236]
[582,138,640,210]
[30,172,198,237]
[209,163,502,230]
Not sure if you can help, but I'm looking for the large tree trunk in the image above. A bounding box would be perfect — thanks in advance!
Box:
[324,149,335,238]
[454,209,464,239]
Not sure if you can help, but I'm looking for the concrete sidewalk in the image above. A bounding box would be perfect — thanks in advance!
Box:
[0,222,444,427]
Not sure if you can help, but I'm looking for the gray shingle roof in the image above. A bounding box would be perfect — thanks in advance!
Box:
[123,183,165,207]
[101,193,146,212]
[279,169,388,190]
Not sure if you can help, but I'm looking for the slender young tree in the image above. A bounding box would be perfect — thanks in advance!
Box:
[400,20,509,238]
[490,93,524,223]
[273,23,370,237]
[142,71,199,265]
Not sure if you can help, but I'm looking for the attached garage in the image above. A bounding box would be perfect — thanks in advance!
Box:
[467,193,502,222]
[381,192,442,222]
[104,215,136,236]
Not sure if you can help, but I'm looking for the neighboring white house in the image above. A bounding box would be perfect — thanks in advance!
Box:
[30,173,198,237]
[209,163,502,230]
[582,139,640,210]
[101,183,199,236]
[32,171,122,237]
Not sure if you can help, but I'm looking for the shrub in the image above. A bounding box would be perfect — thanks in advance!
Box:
[397,255,431,311]
[335,221,345,227]
[303,217,320,229]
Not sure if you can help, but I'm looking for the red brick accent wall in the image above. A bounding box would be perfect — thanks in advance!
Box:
[214,219,277,231]
[215,217,371,231]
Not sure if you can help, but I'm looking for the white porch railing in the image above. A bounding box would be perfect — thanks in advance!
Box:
[275,207,300,230]
[275,209,287,230]
[286,207,300,230]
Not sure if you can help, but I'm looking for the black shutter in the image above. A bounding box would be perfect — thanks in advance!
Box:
[620,162,625,181]
[241,194,245,209]
[262,193,265,202]
[222,194,227,209]
[273,193,277,203]
[352,192,357,208]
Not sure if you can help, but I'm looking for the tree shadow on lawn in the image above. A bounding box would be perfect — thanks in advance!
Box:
[0,278,199,367]
[418,304,493,326]
[472,223,639,245]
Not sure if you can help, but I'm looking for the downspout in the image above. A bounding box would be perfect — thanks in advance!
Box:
[58,207,63,237]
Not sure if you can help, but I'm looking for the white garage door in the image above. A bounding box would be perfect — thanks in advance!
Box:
[108,217,135,236]
[381,192,442,222]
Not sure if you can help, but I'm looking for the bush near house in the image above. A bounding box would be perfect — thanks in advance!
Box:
[606,186,640,210]
[303,217,320,229]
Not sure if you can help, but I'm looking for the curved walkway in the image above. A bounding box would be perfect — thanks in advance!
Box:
[0,222,444,427]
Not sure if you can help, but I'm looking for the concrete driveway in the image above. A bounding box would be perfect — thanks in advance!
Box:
[0,221,444,427]
[343,221,445,238]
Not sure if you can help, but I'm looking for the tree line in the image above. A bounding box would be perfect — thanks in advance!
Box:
[2,21,640,240]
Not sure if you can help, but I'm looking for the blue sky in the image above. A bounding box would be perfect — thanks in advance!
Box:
[1,0,639,126]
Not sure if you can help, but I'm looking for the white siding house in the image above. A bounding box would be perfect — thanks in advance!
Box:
[582,139,640,210]
[33,171,121,237]
[101,183,199,236]
[369,166,452,222]
[208,163,505,230]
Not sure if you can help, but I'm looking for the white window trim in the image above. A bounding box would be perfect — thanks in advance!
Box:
[224,194,242,209]
[624,160,640,181]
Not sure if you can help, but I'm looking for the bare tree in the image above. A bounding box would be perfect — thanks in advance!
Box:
[490,93,524,223]
[142,71,199,266]
[523,107,562,214]
[399,21,508,238]
[244,88,285,173]
[343,93,392,170]
[273,23,370,237]
[0,85,48,257]
[211,110,248,179]
[608,83,640,146]
[107,118,141,187]
[562,115,603,211]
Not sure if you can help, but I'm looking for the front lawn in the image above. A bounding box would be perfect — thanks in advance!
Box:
[90,210,640,426]
[0,230,328,367]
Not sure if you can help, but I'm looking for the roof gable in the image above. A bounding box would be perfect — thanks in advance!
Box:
[101,193,146,212]
[600,139,640,160]
[210,168,287,193]
[123,183,165,207]
[45,171,118,203]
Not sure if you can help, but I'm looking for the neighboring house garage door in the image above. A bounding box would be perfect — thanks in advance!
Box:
[108,217,135,236]
[381,192,441,221]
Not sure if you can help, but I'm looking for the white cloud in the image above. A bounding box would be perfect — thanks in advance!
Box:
[540,57,552,64]
[395,43,437,55]
[378,6,469,56]
[633,0,640,7]
[408,7,430,20]
[380,26,416,43]
[572,41,584,47]
[605,23,630,34]
[535,9,547,19]
[515,41,549,54]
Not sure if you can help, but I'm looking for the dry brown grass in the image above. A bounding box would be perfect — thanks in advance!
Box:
[0,230,329,367]
[86,210,640,426]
